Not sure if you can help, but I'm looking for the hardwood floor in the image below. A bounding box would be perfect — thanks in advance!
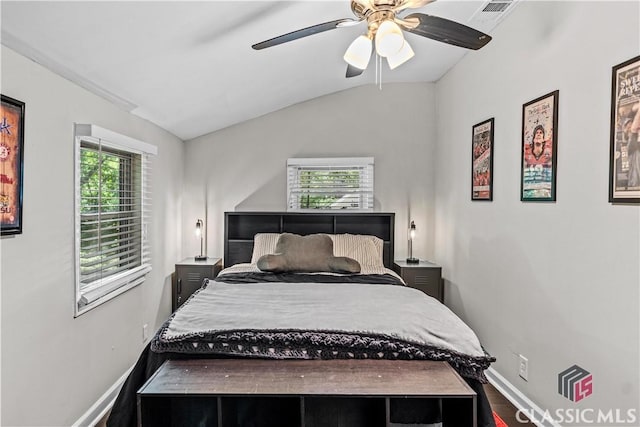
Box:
[485,382,534,426]
[95,413,107,427]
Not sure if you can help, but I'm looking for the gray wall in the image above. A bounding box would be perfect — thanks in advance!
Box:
[434,0,639,419]
[0,46,184,426]
[183,83,438,263]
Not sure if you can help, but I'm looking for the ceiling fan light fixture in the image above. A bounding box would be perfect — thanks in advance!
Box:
[375,19,404,57]
[251,0,494,79]
[344,35,372,70]
[387,39,415,69]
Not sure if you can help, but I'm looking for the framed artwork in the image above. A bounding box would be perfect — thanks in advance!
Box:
[609,55,640,203]
[471,118,494,201]
[520,90,559,202]
[0,95,25,235]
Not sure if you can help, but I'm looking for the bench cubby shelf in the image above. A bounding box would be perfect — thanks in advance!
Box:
[137,359,477,427]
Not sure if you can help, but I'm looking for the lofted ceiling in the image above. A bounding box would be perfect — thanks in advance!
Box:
[1,0,518,141]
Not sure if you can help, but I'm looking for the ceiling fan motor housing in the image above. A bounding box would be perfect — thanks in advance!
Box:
[351,0,404,20]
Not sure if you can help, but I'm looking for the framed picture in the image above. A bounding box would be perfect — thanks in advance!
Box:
[0,95,25,235]
[521,90,559,202]
[609,55,640,203]
[471,118,494,201]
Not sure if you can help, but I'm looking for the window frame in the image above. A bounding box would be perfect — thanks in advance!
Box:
[73,124,156,317]
[286,157,374,212]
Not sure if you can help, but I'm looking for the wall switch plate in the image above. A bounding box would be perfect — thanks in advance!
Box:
[143,324,149,342]
[519,354,528,381]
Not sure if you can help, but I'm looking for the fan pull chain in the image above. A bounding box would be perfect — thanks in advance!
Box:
[375,53,378,86]
[374,53,383,91]
[379,55,383,91]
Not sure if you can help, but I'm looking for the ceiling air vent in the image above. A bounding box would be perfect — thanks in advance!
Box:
[469,0,520,24]
[482,1,512,13]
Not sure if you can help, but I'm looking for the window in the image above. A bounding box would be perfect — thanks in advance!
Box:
[287,157,374,211]
[74,124,156,316]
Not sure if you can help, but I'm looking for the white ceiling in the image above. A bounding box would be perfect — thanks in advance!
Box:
[1,0,517,140]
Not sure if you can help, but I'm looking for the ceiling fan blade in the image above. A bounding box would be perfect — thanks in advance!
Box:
[400,13,492,50]
[346,64,365,78]
[252,18,361,50]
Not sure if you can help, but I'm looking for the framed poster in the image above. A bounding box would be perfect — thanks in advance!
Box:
[521,90,559,202]
[0,95,25,235]
[471,118,494,201]
[609,55,640,203]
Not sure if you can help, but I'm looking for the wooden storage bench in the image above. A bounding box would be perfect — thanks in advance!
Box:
[137,359,477,427]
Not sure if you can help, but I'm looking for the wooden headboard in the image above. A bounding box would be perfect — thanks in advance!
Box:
[224,212,395,269]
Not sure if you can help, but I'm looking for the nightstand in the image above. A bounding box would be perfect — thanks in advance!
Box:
[393,260,443,303]
[172,257,222,311]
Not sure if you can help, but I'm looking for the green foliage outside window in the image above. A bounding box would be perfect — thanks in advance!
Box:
[80,149,122,215]
[297,169,361,209]
[79,145,138,282]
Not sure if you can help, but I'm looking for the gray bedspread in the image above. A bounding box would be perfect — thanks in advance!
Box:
[152,275,494,381]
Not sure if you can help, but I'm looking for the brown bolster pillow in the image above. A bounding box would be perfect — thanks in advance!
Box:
[257,233,361,274]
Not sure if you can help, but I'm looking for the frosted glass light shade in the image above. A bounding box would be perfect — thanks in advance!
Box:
[387,40,415,70]
[375,20,404,57]
[343,35,372,70]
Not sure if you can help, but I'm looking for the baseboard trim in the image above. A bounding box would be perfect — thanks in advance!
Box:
[72,366,133,427]
[486,367,561,427]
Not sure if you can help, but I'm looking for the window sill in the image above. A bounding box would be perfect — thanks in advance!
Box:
[75,265,151,317]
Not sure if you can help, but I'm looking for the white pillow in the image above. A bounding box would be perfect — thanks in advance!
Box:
[250,233,281,264]
[331,234,384,268]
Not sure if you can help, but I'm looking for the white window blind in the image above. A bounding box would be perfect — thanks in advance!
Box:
[287,157,374,211]
[74,124,156,316]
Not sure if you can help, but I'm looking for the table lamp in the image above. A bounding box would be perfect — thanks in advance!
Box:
[406,220,419,264]
[195,219,207,261]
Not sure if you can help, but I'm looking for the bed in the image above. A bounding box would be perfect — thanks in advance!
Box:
[107,212,496,427]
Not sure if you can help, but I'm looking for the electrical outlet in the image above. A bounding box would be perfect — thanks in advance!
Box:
[142,324,149,342]
[519,354,529,381]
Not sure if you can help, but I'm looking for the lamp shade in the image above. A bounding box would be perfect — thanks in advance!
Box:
[387,39,415,70]
[375,20,404,58]
[344,35,372,70]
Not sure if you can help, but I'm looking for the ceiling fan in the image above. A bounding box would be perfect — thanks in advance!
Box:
[252,0,492,78]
